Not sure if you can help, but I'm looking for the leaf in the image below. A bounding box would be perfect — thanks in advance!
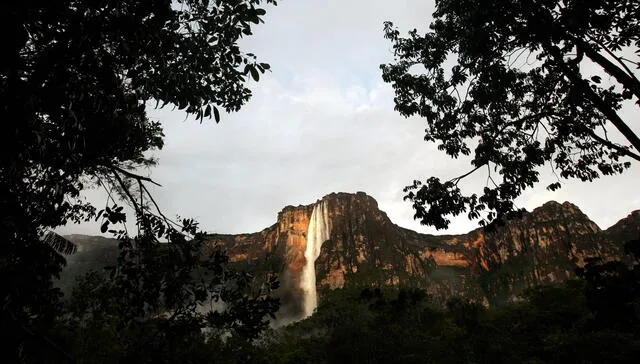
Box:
[204,104,211,118]
[213,106,220,123]
[43,232,77,255]
[546,182,562,191]
[249,65,259,81]
[591,75,602,84]
[101,220,109,233]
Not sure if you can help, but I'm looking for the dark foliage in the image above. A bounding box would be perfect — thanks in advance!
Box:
[381,0,640,229]
[0,0,278,361]
[263,251,640,364]
[53,219,280,364]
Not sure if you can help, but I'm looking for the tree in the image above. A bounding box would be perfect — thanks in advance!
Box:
[0,0,277,360]
[55,224,279,363]
[381,0,640,229]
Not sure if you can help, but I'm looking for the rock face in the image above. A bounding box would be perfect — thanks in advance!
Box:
[205,203,314,320]
[63,192,639,321]
[603,210,640,245]
[206,193,638,314]
[433,201,622,305]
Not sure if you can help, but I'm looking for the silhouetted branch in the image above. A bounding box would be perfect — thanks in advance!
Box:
[107,165,162,187]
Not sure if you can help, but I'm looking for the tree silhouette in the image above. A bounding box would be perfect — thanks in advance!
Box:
[381,0,639,229]
[0,0,278,361]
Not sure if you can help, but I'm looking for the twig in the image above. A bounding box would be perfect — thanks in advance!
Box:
[107,165,162,187]
[110,169,142,216]
[450,164,485,185]
[139,183,192,235]
[585,34,640,88]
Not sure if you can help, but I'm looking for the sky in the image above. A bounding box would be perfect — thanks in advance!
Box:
[59,0,640,237]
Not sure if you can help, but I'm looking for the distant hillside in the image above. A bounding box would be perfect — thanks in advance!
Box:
[57,235,119,295]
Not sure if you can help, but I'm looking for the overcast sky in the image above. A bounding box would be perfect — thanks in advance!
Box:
[60,0,640,237]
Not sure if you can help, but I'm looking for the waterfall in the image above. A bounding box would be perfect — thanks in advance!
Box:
[300,200,331,319]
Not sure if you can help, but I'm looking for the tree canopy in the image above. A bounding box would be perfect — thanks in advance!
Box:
[262,258,640,364]
[0,0,279,361]
[381,0,640,229]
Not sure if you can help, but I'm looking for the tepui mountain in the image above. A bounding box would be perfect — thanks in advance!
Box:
[60,192,640,322]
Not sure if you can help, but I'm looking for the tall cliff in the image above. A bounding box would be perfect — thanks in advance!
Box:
[205,192,638,318]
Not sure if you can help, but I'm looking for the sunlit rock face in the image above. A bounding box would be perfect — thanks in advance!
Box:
[312,192,432,291]
[300,199,331,318]
[208,193,636,314]
[206,192,437,321]
[434,201,620,305]
[204,203,314,322]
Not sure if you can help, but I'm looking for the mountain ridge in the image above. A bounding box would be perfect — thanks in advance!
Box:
[203,192,638,316]
[62,192,640,321]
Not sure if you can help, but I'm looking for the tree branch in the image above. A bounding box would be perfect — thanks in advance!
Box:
[584,128,640,162]
[110,168,142,216]
[107,164,162,187]
[450,164,485,185]
[582,34,640,97]
[546,45,640,156]
[139,182,188,234]
[5,308,75,363]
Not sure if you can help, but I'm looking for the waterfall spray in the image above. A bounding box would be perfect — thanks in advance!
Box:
[300,200,331,319]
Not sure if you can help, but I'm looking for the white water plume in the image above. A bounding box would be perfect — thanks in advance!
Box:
[300,200,331,319]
